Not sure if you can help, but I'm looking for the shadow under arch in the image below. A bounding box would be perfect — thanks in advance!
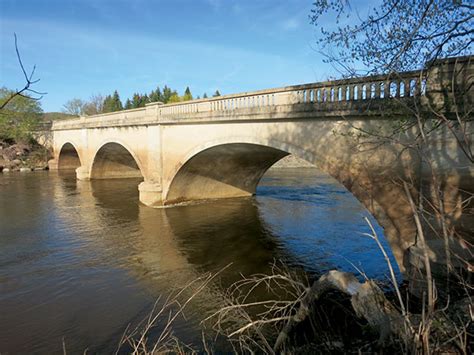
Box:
[90,142,144,179]
[164,139,404,270]
[58,142,82,170]
[165,143,289,204]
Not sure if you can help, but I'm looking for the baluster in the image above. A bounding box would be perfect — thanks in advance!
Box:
[385,81,391,98]
[355,85,360,100]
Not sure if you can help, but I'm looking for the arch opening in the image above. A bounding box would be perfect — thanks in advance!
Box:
[58,143,81,170]
[165,142,401,275]
[165,143,289,205]
[90,142,143,179]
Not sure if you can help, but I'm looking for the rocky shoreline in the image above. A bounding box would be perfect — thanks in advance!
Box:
[0,141,51,173]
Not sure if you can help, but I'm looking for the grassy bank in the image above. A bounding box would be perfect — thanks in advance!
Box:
[114,263,472,354]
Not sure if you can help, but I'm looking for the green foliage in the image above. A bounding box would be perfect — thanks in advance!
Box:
[162,86,173,103]
[168,93,181,103]
[182,86,193,101]
[0,87,43,143]
[103,90,123,113]
[73,84,203,115]
[203,93,208,99]
[131,93,141,108]
[213,90,221,97]
[142,94,150,106]
[310,0,473,74]
[149,87,163,103]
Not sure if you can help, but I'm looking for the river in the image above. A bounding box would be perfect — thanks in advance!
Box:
[0,168,400,353]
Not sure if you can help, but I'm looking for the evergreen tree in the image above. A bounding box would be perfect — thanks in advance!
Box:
[124,98,132,110]
[132,93,141,108]
[213,90,221,97]
[111,90,123,111]
[141,94,150,107]
[203,93,208,99]
[149,87,162,102]
[162,86,173,103]
[183,86,193,101]
[102,94,114,113]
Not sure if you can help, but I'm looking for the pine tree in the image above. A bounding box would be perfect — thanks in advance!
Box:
[162,86,173,103]
[141,94,150,107]
[203,93,208,99]
[182,86,193,101]
[132,93,141,108]
[124,98,132,110]
[111,90,123,111]
[150,87,162,102]
[102,95,114,113]
[213,90,221,97]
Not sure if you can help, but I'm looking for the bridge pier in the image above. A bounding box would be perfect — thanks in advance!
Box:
[138,181,163,207]
[76,166,91,181]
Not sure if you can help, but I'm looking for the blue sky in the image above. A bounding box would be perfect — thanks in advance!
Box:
[1,0,342,112]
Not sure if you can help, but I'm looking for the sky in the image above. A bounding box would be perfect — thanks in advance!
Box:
[2,0,345,112]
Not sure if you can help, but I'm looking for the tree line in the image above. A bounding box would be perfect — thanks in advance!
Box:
[63,86,222,116]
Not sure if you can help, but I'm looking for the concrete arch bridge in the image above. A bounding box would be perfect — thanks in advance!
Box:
[49,57,473,275]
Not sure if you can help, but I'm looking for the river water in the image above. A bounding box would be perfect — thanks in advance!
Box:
[0,168,399,354]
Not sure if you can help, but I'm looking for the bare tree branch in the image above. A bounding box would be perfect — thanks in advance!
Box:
[0,33,46,110]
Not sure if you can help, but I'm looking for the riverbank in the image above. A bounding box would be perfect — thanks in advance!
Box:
[0,140,51,172]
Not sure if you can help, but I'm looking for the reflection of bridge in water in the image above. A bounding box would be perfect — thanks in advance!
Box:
[51,174,298,349]
[48,57,473,275]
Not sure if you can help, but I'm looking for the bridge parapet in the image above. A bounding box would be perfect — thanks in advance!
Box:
[51,56,472,131]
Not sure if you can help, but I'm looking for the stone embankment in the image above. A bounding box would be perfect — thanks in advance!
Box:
[0,141,51,173]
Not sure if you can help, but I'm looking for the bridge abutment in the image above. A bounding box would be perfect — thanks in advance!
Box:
[48,159,59,170]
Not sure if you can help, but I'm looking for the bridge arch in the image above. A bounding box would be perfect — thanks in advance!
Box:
[163,137,402,264]
[90,141,144,179]
[57,142,82,170]
[164,136,319,202]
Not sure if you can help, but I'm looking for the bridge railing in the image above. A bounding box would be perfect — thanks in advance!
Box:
[51,55,472,129]
[52,71,426,128]
[156,70,427,119]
